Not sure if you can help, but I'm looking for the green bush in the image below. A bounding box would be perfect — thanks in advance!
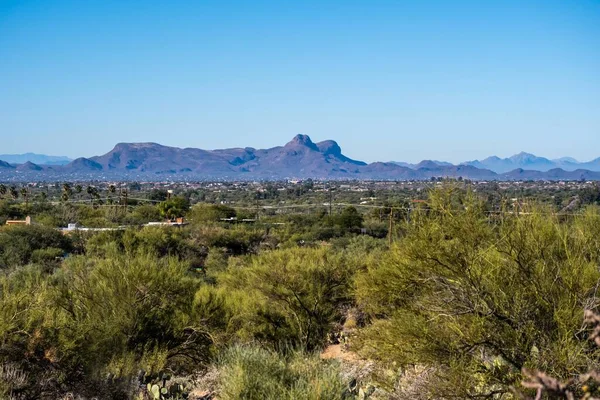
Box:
[129,204,161,224]
[355,189,600,397]
[197,247,357,351]
[188,203,236,223]
[158,197,189,220]
[0,224,73,269]
[190,225,265,256]
[30,247,64,266]
[50,249,211,378]
[0,266,53,397]
[216,345,351,400]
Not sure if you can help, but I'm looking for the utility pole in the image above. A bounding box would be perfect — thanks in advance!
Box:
[119,186,123,215]
[388,208,394,246]
[255,192,260,221]
[329,186,333,216]
[123,189,128,215]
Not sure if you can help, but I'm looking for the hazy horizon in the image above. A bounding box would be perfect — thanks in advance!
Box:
[1,0,599,163]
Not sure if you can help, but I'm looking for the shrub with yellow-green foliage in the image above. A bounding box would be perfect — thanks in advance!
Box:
[355,188,600,398]
[188,203,236,223]
[0,249,212,398]
[0,266,72,398]
[0,224,73,269]
[216,345,352,400]
[196,246,358,351]
[51,248,211,375]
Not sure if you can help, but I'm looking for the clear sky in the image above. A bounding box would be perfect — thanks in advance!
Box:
[1,0,599,163]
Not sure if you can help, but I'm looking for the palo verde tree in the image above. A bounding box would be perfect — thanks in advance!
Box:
[50,248,212,378]
[196,247,357,351]
[355,187,600,398]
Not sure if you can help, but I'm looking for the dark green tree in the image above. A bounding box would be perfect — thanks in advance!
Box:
[157,197,189,220]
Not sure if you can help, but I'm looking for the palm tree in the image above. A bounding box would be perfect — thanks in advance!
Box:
[108,184,116,200]
[87,186,99,205]
[86,185,94,201]
[75,184,82,199]
[20,187,29,208]
[108,184,117,212]
[62,183,73,202]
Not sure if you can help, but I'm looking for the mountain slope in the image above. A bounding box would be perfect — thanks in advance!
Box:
[16,161,43,171]
[0,160,15,169]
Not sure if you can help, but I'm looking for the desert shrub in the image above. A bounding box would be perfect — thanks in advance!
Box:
[124,226,184,256]
[0,266,53,398]
[332,235,387,256]
[188,203,236,223]
[49,249,211,379]
[0,249,215,398]
[0,200,24,225]
[189,225,265,256]
[362,219,388,238]
[30,247,64,269]
[0,224,73,269]
[355,188,600,398]
[75,205,110,227]
[216,345,351,400]
[335,206,363,233]
[128,204,161,224]
[86,227,206,268]
[197,247,357,351]
[33,213,64,228]
[203,247,229,282]
[84,229,126,256]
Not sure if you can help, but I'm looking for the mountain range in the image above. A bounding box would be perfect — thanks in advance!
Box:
[388,153,600,173]
[0,153,72,166]
[460,153,600,173]
[1,135,599,181]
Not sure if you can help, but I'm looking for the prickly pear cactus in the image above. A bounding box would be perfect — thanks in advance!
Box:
[142,370,188,399]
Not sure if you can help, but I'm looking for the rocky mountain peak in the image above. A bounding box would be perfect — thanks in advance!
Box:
[285,134,318,151]
[316,140,342,156]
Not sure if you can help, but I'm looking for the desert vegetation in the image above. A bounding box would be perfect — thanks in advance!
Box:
[1,182,600,399]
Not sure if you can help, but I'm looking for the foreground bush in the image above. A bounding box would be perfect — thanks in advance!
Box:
[197,247,357,351]
[0,249,212,398]
[217,345,351,400]
[355,189,600,398]
[51,249,211,377]
[0,224,73,269]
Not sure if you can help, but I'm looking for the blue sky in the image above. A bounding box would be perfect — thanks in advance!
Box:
[0,0,599,163]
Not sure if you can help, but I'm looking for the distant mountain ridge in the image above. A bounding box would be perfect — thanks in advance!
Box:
[0,135,599,181]
[461,152,600,173]
[389,152,600,173]
[0,153,72,166]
